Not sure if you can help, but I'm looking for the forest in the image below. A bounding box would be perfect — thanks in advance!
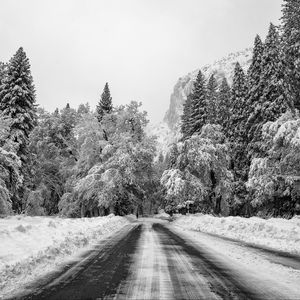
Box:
[0,0,299,218]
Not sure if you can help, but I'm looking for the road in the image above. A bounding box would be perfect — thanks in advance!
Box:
[12,219,300,300]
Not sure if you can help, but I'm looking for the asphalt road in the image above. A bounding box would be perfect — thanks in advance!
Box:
[12,219,300,300]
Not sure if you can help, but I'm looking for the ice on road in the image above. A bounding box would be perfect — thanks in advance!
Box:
[8,219,300,300]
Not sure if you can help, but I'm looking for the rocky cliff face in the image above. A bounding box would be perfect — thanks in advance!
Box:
[163,48,253,130]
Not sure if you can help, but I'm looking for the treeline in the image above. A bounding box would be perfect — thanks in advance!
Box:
[0,50,161,216]
[161,0,300,218]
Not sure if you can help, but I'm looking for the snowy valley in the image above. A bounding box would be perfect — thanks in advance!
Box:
[1,0,300,299]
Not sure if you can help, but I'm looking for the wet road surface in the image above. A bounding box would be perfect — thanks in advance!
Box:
[11,219,300,300]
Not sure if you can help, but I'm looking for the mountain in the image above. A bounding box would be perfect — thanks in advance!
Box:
[163,48,253,130]
[147,48,253,156]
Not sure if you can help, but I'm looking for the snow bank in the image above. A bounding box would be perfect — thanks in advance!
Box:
[153,210,171,220]
[172,214,300,255]
[0,215,129,297]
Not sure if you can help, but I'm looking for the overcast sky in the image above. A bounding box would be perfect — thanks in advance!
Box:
[0,0,283,123]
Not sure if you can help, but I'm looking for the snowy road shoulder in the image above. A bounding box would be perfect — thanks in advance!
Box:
[0,215,130,299]
[168,219,300,299]
[172,214,300,255]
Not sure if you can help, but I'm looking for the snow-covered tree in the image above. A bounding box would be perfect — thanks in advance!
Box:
[0,62,7,86]
[161,124,232,215]
[0,114,22,214]
[0,47,37,162]
[226,62,247,144]
[248,111,300,217]
[168,143,178,168]
[225,63,249,212]
[215,77,230,128]
[282,0,300,110]
[189,70,207,135]
[206,74,218,124]
[28,106,80,215]
[246,35,265,158]
[59,101,157,217]
[96,82,113,123]
[181,95,192,138]
[260,24,290,121]
[249,24,290,159]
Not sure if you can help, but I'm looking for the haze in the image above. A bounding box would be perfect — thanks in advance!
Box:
[0,0,283,123]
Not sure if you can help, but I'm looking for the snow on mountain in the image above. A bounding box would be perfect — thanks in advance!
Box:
[148,48,253,155]
[146,122,180,156]
[164,48,253,130]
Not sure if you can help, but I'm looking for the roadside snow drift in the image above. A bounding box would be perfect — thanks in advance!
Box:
[173,214,300,255]
[0,215,129,297]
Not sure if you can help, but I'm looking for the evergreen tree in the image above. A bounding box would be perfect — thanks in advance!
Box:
[0,62,7,86]
[216,77,231,128]
[226,62,248,183]
[282,0,300,110]
[189,70,207,135]
[206,74,218,124]
[0,47,37,161]
[250,24,290,157]
[245,35,264,156]
[260,24,290,121]
[181,94,192,138]
[168,143,178,168]
[226,62,247,143]
[96,82,113,122]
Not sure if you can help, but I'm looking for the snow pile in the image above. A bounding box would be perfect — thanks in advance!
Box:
[173,214,300,255]
[0,215,129,296]
[153,210,171,220]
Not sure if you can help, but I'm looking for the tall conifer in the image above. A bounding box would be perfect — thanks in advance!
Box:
[216,77,231,128]
[282,0,300,110]
[206,74,218,124]
[96,82,113,122]
[250,24,290,158]
[227,62,247,143]
[181,94,192,138]
[245,35,264,157]
[189,71,207,135]
[260,24,289,121]
[0,47,36,161]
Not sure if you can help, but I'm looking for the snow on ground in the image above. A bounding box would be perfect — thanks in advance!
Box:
[170,224,300,299]
[172,214,300,255]
[0,214,129,298]
[153,210,171,221]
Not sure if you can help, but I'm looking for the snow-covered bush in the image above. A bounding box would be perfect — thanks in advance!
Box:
[161,124,232,215]
[248,112,300,217]
[59,102,158,217]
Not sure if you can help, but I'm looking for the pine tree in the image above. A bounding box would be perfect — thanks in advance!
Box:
[0,47,37,161]
[226,62,248,182]
[245,35,264,156]
[216,77,231,128]
[181,94,192,138]
[96,82,113,122]
[206,74,218,124]
[226,62,247,143]
[0,62,7,86]
[168,143,178,168]
[249,24,290,158]
[189,70,207,135]
[282,0,300,110]
[260,24,290,121]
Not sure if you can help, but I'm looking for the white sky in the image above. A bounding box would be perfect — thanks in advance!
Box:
[0,0,283,123]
